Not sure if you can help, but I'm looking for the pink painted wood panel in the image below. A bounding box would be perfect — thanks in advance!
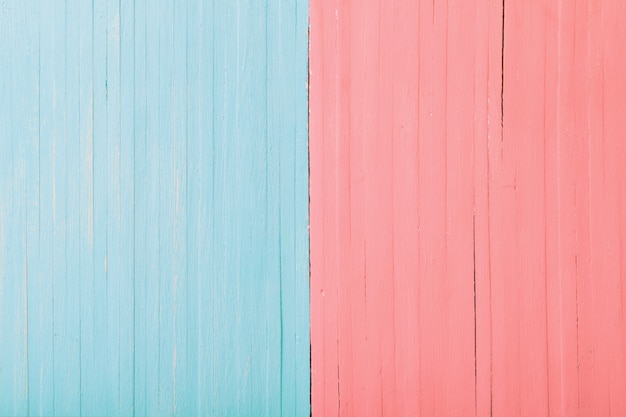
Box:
[310,0,626,416]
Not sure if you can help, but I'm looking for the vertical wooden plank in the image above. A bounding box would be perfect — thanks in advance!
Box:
[133,0,148,413]
[119,0,135,413]
[231,0,277,412]
[486,14,518,417]
[578,2,626,416]
[105,0,122,412]
[185,1,207,415]
[576,1,600,412]
[78,0,95,412]
[391,0,420,414]
[214,0,240,413]
[14,0,31,409]
[491,0,551,415]
[310,0,339,414]
[258,0,281,408]
[265,0,284,414]
[216,0,233,413]
[577,0,601,411]
[144,0,161,412]
[346,3,368,415]
[366,0,395,414]
[268,0,289,411]
[0,16,14,405]
[189,0,216,415]
[171,1,188,414]
[92,0,109,411]
[472,0,497,414]
[265,0,310,414]
[17,0,42,415]
[292,0,311,412]
[157,0,174,412]
[0,17,19,409]
[211,0,230,409]
[63,0,81,413]
[51,0,70,412]
[444,0,477,414]
[544,0,581,415]
[477,0,506,413]
[416,0,453,414]
[36,0,57,413]
[0,1,29,413]
[333,1,354,416]
[601,4,626,415]
[0,2,12,409]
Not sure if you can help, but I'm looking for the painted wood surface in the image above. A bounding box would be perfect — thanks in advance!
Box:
[0,0,309,415]
[310,0,626,416]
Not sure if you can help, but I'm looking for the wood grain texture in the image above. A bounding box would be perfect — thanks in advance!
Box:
[310,1,479,415]
[0,0,309,415]
[309,0,626,416]
[499,1,626,416]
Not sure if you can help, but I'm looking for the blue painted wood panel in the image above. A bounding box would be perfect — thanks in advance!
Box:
[0,0,309,415]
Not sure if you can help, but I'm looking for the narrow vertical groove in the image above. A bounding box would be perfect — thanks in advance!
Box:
[376,0,383,412]
[130,0,137,407]
[487,82,493,417]
[416,4,422,413]
[77,1,83,412]
[473,214,477,417]
[25,158,30,417]
[500,0,505,137]
[143,0,149,410]
[117,0,122,406]
[575,251,580,413]
[307,2,312,413]
[104,0,110,410]
[51,0,58,407]
[335,4,341,416]
[210,0,217,409]
[38,7,43,366]
[183,0,190,414]
[444,0,448,261]
[170,0,176,411]
[156,0,162,409]
[91,0,96,371]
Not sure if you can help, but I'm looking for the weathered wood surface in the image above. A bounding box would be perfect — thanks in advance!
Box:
[310,0,626,416]
[0,0,309,415]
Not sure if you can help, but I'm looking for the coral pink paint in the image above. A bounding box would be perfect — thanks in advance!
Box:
[310,0,626,416]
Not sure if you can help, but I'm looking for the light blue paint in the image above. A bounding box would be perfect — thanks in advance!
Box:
[0,0,310,415]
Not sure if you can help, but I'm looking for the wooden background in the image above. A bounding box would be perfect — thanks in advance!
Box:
[2,0,626,416]
[0,0,309,416]
[310,0,626,416]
